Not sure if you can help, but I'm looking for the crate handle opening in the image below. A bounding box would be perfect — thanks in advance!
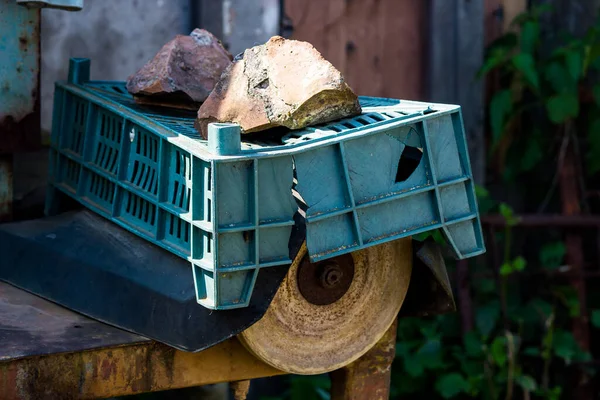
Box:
[395,146,423,183]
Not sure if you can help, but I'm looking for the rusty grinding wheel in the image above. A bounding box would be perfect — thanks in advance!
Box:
[238,238,412,375]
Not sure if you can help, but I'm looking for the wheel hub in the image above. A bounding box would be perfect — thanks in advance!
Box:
[297,254,354,305]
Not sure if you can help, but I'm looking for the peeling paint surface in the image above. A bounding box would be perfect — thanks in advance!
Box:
[0,282,283,398]
[0,0,41,152]
[0,0,39,121]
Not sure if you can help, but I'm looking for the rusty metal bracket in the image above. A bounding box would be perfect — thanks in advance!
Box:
[398,238,456,317]
[329,319,398,400]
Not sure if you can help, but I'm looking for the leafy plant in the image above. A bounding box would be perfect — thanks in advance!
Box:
[480,6,600,179]
[387,6,598,399]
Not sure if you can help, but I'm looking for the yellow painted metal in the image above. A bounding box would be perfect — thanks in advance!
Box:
[0,338,283,399]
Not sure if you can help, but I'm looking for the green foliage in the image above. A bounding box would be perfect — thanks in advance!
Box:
[540,387,562,400]
[520,21,540,53]
[553,285,581,317]
[413,228,447,245]
[546,93,579,123]
[490,336,508,367]
[544,62,574,94]
[478,5,600,179]
[593,84,600,105]
[516,375,537,392]
[475,184,496,214]
[288,375,331,400]
[490,90,513,147]
[520,134,543,171]
[476,301,500,338]
[500,256,527,276]
[539,242,566,270]
[565,49,583,81]
[499,203,519,226]
[435,373,470,398]
[513,53,540,90]
[383,303,590,399]
[592,310,600,328]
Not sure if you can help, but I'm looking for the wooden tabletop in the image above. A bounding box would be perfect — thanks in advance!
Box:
[0,282,283,399]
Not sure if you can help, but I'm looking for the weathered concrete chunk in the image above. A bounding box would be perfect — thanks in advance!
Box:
[126,29,232,107]
[196,36,361,138]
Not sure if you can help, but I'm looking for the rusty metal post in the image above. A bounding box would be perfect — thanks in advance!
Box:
[329,319,397,400]
[558,136,593,399]
[559,142,590,351]
[230,380,251,400]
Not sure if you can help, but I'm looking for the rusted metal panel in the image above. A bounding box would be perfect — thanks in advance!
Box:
[285,0,425,100]
[0,0,41,153]
[329,319,397,400]
[485,0,504,45]
[501,0,527,31]
[398,239,457,318]
[0,339,283,399]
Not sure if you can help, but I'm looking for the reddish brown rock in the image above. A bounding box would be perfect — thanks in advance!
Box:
[195,36,361,138]
[126,29,232,108]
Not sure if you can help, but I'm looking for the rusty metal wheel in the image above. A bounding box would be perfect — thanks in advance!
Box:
[238,238,412,375]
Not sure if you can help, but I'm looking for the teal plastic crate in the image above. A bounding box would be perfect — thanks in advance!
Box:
[46,58,485,310]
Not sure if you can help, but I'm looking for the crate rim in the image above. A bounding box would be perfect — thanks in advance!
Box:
[55,80,464,163]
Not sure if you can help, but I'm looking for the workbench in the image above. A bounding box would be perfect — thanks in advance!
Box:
[0,281,398,399]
